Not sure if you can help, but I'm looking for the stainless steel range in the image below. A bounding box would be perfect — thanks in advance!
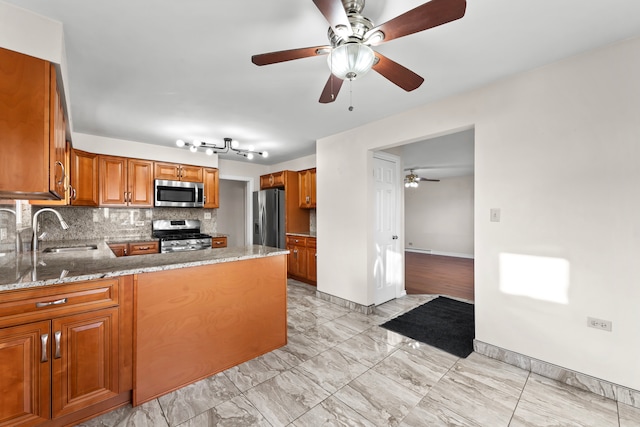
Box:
[152,219,212,253]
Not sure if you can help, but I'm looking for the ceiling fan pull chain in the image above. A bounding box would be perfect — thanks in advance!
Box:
[348,79,354,112]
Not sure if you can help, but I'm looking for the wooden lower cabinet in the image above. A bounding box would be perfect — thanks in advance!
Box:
[51,308,119,418]
[0,321,50,427]
[286,235,316,285]
[108,241,159,257]
[0,277,132,427]
[134,255,287,405]
[211,236,227,248]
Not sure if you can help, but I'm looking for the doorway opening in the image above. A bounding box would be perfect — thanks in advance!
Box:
[384,128,475,301]
[217,175,254,246]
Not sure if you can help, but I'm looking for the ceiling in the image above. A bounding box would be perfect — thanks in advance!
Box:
[4,0,640,165]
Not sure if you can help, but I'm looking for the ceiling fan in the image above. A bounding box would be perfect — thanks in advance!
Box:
[404,169,440,188]
[251,0,467,103]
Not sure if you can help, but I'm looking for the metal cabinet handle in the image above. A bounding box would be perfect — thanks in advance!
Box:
[55,160,66,187]
[54,331,61,359]
[70,185,77,201]
[41,333,48,362]
[137,246,149,250]
[36,298,68,308]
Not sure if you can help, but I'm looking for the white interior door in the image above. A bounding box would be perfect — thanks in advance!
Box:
[373,154,402,305]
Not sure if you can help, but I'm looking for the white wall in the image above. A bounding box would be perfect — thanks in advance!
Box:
[317,36,640,390]
[270,154,316,173]
[405,175,474,257]
[73,133,219,168]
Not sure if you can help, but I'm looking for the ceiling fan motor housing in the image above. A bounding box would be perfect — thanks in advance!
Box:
[342,0,365,14]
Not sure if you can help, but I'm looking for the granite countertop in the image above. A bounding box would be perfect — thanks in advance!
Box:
[286,232,317,238]
[0,240,288,292]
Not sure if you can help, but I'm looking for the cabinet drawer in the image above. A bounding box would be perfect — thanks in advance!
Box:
[0,279,119,328]
[128,241,159,256]
[286,236,307,246]
[211,237,227,248]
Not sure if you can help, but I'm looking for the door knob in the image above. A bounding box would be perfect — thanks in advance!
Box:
[392,235,398,240]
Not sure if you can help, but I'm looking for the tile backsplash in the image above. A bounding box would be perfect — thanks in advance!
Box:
[0,202,217,252]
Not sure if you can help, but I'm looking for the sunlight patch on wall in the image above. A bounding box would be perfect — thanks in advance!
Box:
[499,253,570,304]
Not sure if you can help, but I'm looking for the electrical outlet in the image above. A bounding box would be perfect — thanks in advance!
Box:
[0,228,7,241]
[204,212,212,220]
[135,221,145,227]
[587,317,612,332]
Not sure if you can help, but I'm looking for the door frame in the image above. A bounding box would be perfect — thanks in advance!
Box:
[370,151,406,304]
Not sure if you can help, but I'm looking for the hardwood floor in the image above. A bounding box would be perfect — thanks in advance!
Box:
[405,251,474,301]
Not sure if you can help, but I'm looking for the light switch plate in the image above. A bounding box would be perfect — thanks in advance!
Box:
[490,208,501,222]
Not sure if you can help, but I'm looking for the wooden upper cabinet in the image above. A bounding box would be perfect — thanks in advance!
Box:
[49,68,67,199]
[127,159,154,206]
[99,155,127,206]
[70,149,99,206]
[203,168,219,208]
[260,171,285,189]
[298,168,316,209]
[0,47,68,200]
[30,140,71,206]
[154,162,202,182]
[99,155,153,207]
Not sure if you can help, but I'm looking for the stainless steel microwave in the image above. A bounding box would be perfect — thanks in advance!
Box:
[154,179,204,208]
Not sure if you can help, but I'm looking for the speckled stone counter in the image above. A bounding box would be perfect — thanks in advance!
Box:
[286,232,317,238]
[0,241,288,291]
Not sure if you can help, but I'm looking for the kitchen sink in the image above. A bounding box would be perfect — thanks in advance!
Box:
[43,244,98,253]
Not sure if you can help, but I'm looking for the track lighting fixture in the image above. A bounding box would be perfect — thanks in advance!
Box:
[175,137,268,159]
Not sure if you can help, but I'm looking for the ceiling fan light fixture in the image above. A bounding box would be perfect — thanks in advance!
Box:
[328,42,375,81]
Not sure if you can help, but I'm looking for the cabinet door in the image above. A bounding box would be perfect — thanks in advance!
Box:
[203,168,219,208]
[127,159,154,207]
[49,65,67,200]
[0,321,50,427]
[287,244,307,278]
[0,47,50,199]
[51,308,119,418]
[70,149,98,206]
[99,155,127,206]
[179,165,203,183]
[154,162,180,180]
[306,238,317,283]
[309,168,316,208]
[298,169,316,209]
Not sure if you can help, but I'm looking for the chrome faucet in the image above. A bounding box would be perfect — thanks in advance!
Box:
[32,208,69,251]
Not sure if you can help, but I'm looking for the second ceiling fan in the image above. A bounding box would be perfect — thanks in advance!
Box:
[251,0,467,103]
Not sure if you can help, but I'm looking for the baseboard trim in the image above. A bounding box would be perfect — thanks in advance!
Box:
[405,248,474,259]
[315,290,375,315]
[474,340,640,409]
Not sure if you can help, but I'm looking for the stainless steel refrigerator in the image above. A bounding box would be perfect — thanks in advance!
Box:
[253,189,285,248]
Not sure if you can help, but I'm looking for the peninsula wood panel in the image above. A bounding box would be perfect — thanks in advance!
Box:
[134,255,287,405]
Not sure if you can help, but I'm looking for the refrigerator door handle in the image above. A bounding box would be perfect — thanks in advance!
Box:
[260,201,266,246]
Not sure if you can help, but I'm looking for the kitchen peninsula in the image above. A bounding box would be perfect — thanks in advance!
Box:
[0,244,288,426]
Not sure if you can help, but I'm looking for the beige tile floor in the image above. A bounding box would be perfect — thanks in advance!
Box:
[79,280,640,427]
